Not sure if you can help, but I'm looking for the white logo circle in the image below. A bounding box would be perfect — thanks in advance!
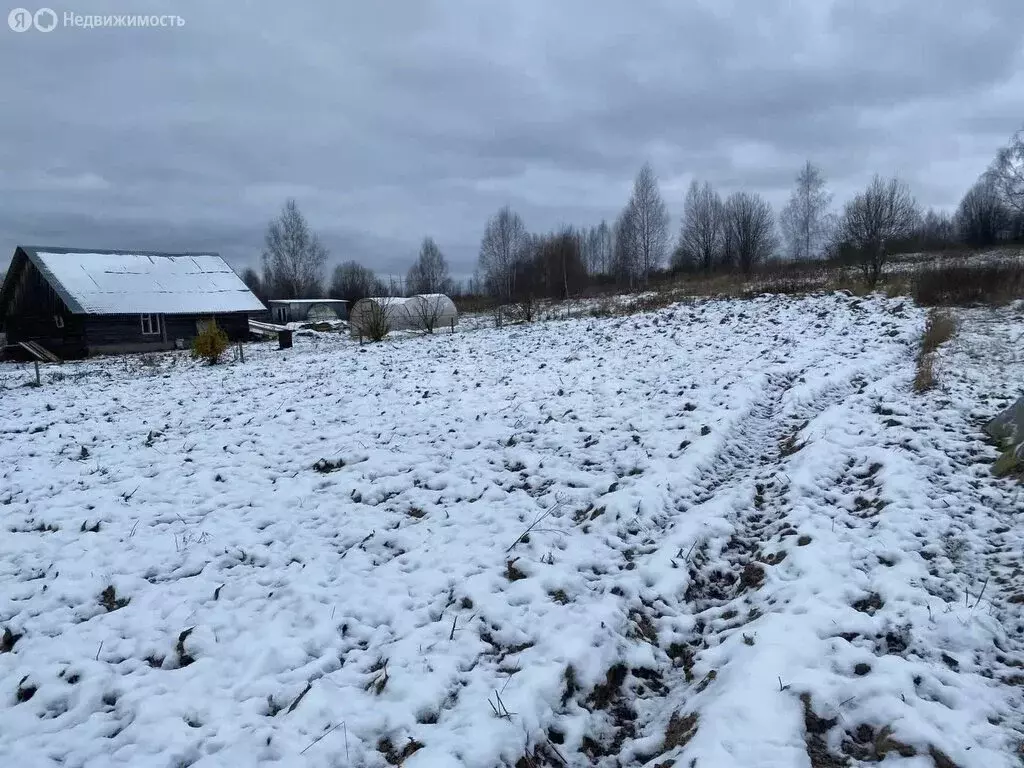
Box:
[8,7,32,31]
[34,7,57,31]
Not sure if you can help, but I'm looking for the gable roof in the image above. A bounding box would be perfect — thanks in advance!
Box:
[4,246,266,315]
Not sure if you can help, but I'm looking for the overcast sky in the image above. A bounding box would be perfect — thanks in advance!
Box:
[2,0,1022,279]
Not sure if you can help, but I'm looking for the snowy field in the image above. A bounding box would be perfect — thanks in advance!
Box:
[1,293,1023,768]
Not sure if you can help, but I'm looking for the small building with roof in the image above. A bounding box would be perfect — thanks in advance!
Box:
[0,245,266,359]
[266,298,348,324]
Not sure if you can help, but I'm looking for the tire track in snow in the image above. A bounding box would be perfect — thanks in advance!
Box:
[680,366,870,614]
[541,369,805,765]
[571,359,882,765]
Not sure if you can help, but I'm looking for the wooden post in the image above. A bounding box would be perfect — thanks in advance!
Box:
[34,360,40,386]
[450,318,454,335]
[238,342,244,363]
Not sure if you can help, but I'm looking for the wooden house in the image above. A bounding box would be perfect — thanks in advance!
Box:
[0,246,266,359]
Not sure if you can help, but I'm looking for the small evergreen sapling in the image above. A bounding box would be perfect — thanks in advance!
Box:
[192,321,229,365]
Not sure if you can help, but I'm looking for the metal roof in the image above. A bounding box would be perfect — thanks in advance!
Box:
[7,246,266,315]
[267,299,348,305]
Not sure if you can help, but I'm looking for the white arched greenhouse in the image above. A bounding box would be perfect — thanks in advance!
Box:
[349,294,458,338]
[404,294,458,332]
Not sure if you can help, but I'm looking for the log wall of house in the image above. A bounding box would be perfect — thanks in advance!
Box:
[84,312,251,355]
[1,261,85,356]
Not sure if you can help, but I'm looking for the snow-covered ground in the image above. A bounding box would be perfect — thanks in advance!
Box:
[1,293,1022,768]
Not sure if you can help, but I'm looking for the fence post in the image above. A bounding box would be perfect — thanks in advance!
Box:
[238,342,244,363]
[34,360,40,386]
[450,318,454,334]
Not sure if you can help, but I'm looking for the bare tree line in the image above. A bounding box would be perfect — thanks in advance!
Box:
[474,164,672,303]
[244,200,457,307]
[242,126,1024,303]
[474,161,797,299]
[471,127,1024,295]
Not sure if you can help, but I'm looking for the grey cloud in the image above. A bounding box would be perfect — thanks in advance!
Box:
[1,0,1021,279]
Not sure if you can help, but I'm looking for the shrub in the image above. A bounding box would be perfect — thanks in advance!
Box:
[361,302,392,342]
[350,297,405,342]
[192,321,229,365]
[913,262,1024,306]
[408,295,447,333]
[490,302,504,328]
[505,294,537,323]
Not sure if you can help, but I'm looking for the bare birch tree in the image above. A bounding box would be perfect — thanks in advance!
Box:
[838,175,919,286]
[478,206,527,301]
[595,220,613,275]
[407,237,452,295]
[581,221,614,275]
[675,180,723,271]
[612,201,641,287]
[779,161,835,261]
[260,199,328,299]
[628,163,670,282]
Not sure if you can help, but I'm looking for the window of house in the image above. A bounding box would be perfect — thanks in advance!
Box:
[140,314,161,335]
[54,315,64,328]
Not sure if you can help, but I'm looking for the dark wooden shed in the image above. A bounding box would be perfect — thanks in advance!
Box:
[0,246,266,359]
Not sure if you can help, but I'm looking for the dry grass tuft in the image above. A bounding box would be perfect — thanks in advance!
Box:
[800,693,845,768]
[992,447,1022,478]
[913,354,936,393]
[586,663,627,710]
[378,735,424,765]
[920,310,957,355]
[628,610,659,645]
[663,711,699,751]
[561,664,579,706]
[505,558,527,582]
[366,657,390,694]
[780,431,806,457]
[914,309,957,393]
[99,585,129,613]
